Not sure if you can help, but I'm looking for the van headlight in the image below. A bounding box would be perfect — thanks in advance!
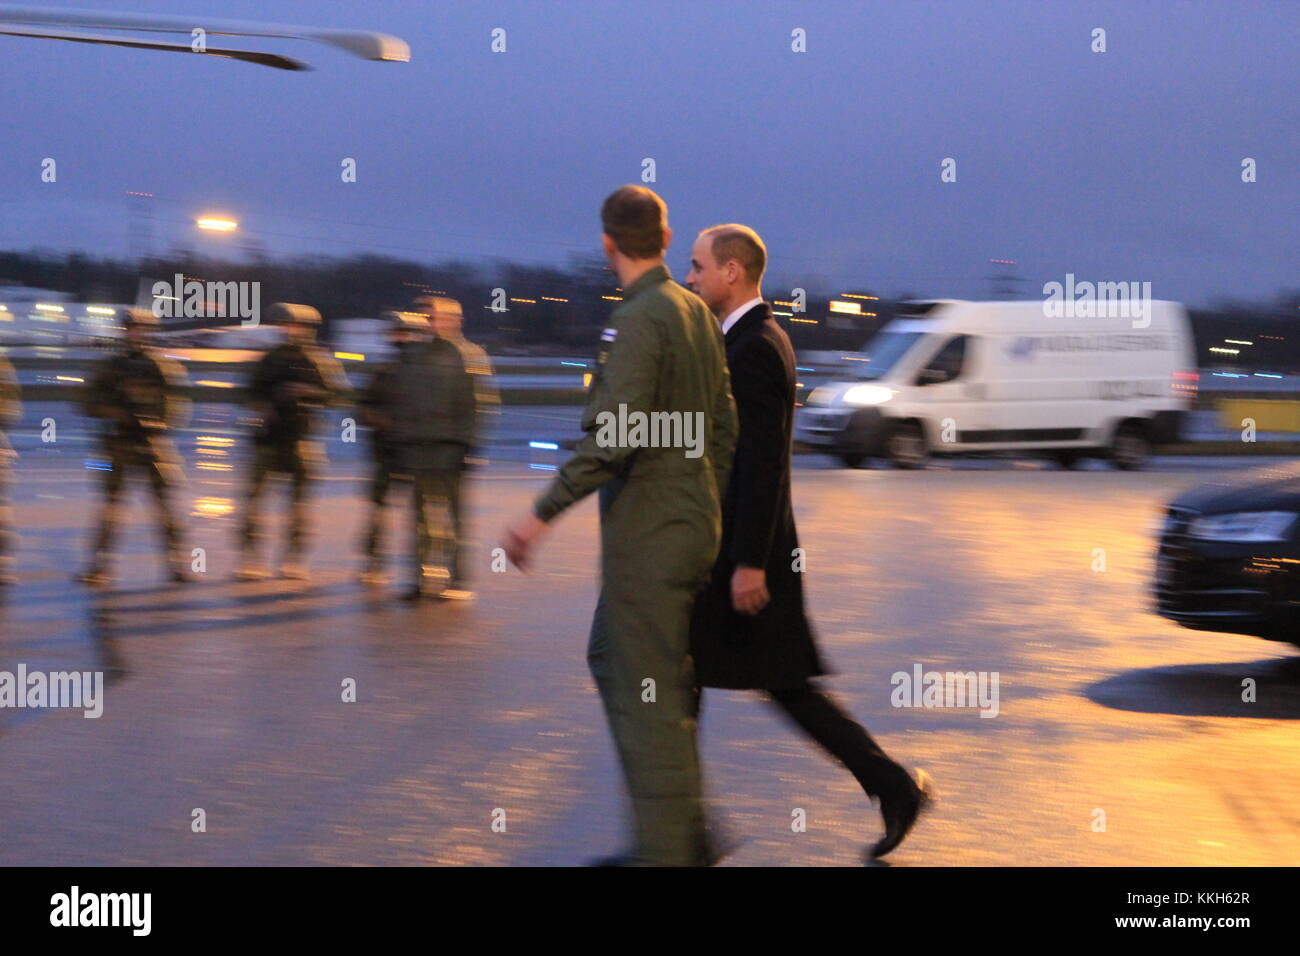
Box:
[841,384,894,406]
[1187,511,1297,542]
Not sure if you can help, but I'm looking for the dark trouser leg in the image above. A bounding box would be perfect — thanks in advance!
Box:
[0,464,13,574]
[412,463,459,581]
[239,447,270,553]
[287,452,312,559]
[90,456,127,571]
[411,469,436,572]
[446,461,466,585]
[363,457,392,558]
[146,453,183,563]
[587,581,707,866]
[767,684,915,802]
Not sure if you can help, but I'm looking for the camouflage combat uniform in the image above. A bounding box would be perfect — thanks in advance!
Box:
[83,345,191,580]
[238,340,347,564]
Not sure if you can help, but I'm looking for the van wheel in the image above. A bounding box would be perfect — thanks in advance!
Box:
[838,449,867,468]
[1054,451,1084,469]
[1110,422,1150,470]
[887,422,929,469]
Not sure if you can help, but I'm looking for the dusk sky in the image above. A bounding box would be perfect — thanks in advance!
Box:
[1,0,1295,306]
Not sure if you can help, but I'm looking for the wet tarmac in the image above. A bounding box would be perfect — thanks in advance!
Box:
[2,434,1298,865]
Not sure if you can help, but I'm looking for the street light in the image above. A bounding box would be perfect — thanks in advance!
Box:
[196,216,238,233]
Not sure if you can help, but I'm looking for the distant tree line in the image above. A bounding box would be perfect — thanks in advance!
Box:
[1,248,1297,370]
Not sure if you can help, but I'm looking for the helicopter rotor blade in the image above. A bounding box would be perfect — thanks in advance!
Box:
[0,6,409,61]
[0,22,310,70]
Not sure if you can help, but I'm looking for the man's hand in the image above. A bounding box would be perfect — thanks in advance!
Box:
[731,564,769,616]
[501,512,549,571]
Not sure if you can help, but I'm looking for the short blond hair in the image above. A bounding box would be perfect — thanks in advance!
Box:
[416,295,463,319]
[700,224,766,284]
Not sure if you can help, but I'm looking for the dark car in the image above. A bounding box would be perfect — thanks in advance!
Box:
[1155,462,1300,648]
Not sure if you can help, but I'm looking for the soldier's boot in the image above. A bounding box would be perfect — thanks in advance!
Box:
[77,560,111,588]
[358,555,386,587]
[159,512,192,583]
[440,547,472,602]
[439,582,474,602]
[400,564,443,602]
[80,500,118,587]
[421,563,449,594]
[278,548,310,582]
[279,562,309,581]
[234,549,269,581]
[167,550,194,584]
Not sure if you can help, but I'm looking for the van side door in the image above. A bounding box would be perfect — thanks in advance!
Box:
[910,334,990,446]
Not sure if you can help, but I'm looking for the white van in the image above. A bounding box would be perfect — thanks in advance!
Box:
[795,299,1197,469]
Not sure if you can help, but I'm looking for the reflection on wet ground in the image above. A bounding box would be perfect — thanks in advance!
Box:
[2,456,1298,865]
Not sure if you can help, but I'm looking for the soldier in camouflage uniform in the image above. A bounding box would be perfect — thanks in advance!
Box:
[80,308,191,587]
[0,354,19,586]
[356,311,428,586]
[420,295,498,600]
[503,186,738,865]
[234,303,347,581]
[368,306,478,600]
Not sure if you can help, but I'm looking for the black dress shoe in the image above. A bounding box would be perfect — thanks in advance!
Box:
[871,769,934,859]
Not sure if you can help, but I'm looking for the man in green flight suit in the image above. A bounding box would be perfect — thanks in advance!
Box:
[502,185,738,866]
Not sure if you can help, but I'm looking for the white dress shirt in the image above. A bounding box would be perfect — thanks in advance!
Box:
[720,296,764,336]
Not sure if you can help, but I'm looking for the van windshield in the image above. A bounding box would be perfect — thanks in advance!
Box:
[846,331,925,379]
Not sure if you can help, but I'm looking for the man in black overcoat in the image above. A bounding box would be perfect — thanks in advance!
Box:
[686,223,932,859]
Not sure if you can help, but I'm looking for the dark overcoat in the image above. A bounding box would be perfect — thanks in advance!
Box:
[691,302,826,689]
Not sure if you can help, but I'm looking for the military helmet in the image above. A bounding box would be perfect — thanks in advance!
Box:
[119,307,160,329]
[267,302,322,326]
[415,295,463,319]
[383,310,430,333]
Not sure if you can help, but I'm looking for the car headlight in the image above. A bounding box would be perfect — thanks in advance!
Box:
[841,384,894,406]
[1187,511,1297,542]
[806,385,837,406]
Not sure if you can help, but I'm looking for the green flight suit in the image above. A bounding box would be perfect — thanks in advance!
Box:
[533,265,738,866]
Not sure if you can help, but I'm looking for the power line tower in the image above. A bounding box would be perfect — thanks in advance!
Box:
[987,258,1023,299]
[126,191,155,264]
